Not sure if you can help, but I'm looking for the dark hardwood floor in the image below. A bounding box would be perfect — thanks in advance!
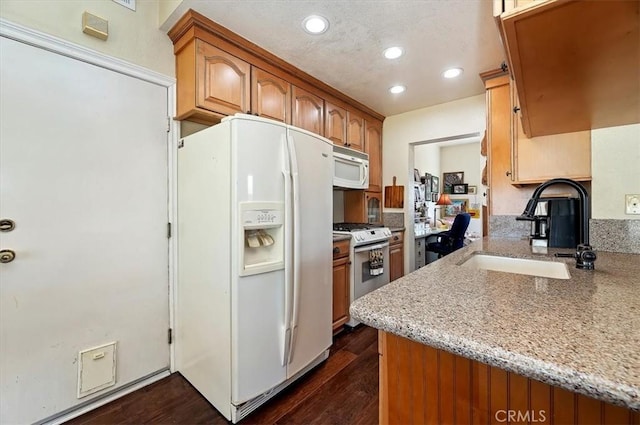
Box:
[66,325,379,425]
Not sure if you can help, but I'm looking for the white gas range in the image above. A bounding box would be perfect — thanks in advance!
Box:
[333,223,392,327]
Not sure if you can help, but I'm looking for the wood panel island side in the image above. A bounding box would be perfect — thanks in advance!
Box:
[351,238,640,424]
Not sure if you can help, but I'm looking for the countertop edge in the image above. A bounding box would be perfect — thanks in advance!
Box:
[350,237,640,411]
[355,312,639,410]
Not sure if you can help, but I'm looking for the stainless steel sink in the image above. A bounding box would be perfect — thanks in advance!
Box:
[460,254,570,279]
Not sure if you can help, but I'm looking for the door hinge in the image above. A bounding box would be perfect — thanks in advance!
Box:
[167,222,172,238]
[168,328,173,344]
[166,117,171,133]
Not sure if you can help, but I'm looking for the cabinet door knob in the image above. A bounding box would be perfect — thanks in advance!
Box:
[513,106,521,113]
[506,171,512,177]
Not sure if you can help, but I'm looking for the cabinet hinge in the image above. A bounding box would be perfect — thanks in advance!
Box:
[178,139,184,149]
[168,328,173,344]
[167,222,172,238]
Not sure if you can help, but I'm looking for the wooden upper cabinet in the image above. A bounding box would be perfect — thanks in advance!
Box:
[346,110,365,152]
[196,40,250,117]
[292,85,324,136]
[481,69,591,216]
[169,11,385,134]
[343,190,382,225]
[498,0,640,136]
[251,68,291,123]
[365,119,383,192]
[483,72,532,216]
[325,104,366,152]
[325,102,347,146]
[511,83,591,185]
[493,0,539,15]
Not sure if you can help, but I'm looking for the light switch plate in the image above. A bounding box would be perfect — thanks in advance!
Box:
[625,194,640,215]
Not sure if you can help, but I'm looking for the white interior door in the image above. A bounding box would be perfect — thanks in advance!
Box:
[0,36,170,424]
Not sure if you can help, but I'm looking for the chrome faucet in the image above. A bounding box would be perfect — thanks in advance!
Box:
[516,178,596,270]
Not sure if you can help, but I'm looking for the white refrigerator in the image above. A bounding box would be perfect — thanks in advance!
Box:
[176,114,333,422]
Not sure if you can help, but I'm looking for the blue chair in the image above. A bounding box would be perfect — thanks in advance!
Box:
[426,213,471,259]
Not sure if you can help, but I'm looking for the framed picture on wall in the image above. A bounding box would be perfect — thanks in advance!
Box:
[444,199,468,217]
[452,183,468,194]
[468,185,477,195]
[423,173,432,192]
[414,168,421,182]
[430,176,439,194]
[443,171,464,193]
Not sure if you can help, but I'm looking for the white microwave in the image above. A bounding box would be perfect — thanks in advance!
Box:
[333,145,369,189]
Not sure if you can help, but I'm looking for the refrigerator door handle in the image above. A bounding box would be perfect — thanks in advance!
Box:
[286,133,301,364]
[281,136,294,366]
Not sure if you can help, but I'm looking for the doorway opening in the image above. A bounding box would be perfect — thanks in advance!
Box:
[406,132,484,271]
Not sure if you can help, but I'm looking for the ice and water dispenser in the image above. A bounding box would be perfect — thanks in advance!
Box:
[239,202,284,276]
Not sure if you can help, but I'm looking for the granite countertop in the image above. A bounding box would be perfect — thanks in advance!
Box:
[350,237,640,410]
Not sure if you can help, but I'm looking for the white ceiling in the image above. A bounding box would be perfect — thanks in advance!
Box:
[161,1,506,118]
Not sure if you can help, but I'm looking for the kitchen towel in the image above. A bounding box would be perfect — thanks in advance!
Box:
[369,248,384,276]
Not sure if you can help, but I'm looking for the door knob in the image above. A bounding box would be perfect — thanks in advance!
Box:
[0,249,16,263]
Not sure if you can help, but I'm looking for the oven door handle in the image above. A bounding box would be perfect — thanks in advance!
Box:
[354,242,390,253]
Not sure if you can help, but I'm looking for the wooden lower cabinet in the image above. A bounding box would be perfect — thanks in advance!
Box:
[389,231,404,282]
[379,331,639,425]
[332,239,350,331]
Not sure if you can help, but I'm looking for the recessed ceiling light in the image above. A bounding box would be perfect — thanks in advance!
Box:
[389,85,406,94]
[383,47,404,59]
[443,67,463,79]
[302,15,329,34]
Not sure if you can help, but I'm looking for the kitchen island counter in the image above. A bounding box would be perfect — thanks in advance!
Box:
[350,237,640,411]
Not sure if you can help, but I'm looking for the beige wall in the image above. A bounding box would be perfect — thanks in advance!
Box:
[440,142,483,235]
[383,94,486,271]
[591,124,640,220]
[0,0,175,76]
[158,0,182,27]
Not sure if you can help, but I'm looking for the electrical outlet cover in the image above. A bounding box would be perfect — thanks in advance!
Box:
[625,194,640,215]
